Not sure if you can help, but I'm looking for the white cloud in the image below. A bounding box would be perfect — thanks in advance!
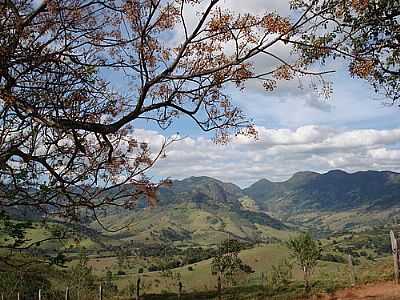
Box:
[130,126,400,187]
[219,0,291,16]
[368,148,400,162]
[122,1,400,186]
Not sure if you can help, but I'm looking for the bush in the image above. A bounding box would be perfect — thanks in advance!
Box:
[117,270,126,275]
[266,259,293,293]
[320,253,346,263]
[188,266,194,271]
[138,268,144,273]
[0,268,51,299]
[148,265,160,272]
[240,263,254,274]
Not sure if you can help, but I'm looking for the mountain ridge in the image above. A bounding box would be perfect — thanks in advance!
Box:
[14,170,400,246]
[244,169,400,187]
[96,169,400,243]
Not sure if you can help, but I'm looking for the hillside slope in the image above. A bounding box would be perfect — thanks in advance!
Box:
[15,171,400,246]
[95,176,291,245]
[244,170,400,231]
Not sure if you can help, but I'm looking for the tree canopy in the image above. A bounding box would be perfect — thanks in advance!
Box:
[292,0,400,101]
[0,0,333,229]
[287,232,321,291]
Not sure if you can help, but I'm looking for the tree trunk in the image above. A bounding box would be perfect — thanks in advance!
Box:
[136,277,141,300]
[348,254,356,286]
[217,274,222,300]
[303,267,310,292]
[178,281,183,300]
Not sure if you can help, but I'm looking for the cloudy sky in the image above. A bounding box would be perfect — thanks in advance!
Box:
[130,0,400,187]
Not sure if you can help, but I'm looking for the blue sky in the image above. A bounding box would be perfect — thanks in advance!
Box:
[108,0,400,187]
[134,67,400,187]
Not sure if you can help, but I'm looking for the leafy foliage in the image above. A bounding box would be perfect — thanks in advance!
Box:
[266,259,294,293]
[68,248,96,300]
[211,239,254,287]
[0,211,32,249]
[287,233,321,291]
[0,267,51,299]
[292,0,400,101]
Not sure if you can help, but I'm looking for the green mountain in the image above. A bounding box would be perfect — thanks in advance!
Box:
[95,176,292,246]
[244,170,400,231]
[16,171,400,248]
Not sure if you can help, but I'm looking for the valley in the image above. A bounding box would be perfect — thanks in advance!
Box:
[5,170,400,299]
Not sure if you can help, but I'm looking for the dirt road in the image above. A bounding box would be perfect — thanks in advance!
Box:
[313,281,400,300]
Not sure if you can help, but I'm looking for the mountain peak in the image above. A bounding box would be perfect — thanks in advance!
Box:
[287,171,320,183]
[255,178,274,185]
[324,169,349,176]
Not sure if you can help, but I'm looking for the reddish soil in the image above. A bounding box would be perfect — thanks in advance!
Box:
[310,282,400,300]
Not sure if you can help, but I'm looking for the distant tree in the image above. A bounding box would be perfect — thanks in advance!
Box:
[104,270,118,296]
[116,247,129,271]
[287,233,321,291]
[0,211,32,249]
[211,239,253,291]
[266,259,293,293]
[69,248,96,300]
[0,210,67,269]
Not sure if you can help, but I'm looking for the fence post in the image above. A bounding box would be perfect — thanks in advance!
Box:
[38,289,41,300]
[17,292,20,300]
[178,280,182,300]
[65,287,69,300]
[136,277,141,300]
[217,274,222,300]
[348,254,356,286]
[390,230,399,284]
[99,284,103,300]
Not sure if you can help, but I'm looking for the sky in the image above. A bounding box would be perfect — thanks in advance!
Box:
[123,0,400,187]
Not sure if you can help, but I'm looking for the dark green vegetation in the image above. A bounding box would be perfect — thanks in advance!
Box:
[245,170,400,232]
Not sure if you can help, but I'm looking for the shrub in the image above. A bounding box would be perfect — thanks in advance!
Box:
[320,253,346,263]
[148,265,160,272]
[266,259,293,293]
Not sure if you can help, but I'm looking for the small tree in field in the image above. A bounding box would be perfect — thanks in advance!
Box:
[69,248,96,300]
[287,233,321,292]
[211,239,253,295]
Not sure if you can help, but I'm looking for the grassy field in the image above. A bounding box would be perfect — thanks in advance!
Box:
[7,210,397,299]
[3,224,396,300]
[83,243,391,296]
[93,204,293,246]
